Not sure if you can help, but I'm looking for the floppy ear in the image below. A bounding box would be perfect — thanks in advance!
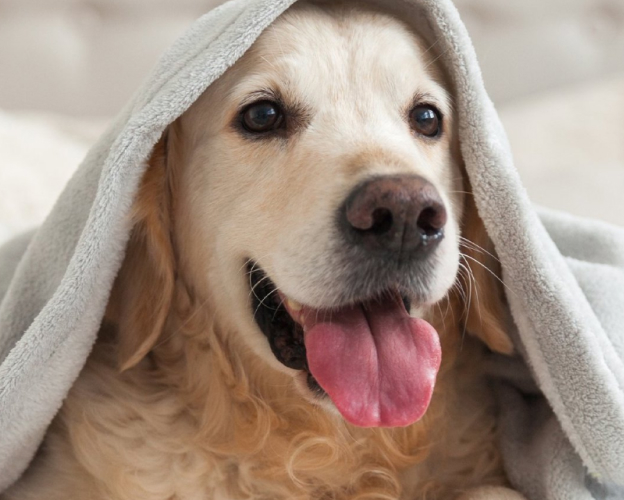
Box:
[107,128,178,371]
[458,187,515,355]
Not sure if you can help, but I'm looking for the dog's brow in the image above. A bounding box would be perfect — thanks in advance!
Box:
[408,92,443,109]
[238,88,281,110]
[405,90,451,117]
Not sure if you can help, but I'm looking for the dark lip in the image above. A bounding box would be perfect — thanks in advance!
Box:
[248,263,321,394]
[247,262,412,395]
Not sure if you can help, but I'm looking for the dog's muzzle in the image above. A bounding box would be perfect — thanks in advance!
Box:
[246,174,448,428]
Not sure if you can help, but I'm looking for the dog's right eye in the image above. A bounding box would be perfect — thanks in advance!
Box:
[409,104,442,138]
[241,101,284,133]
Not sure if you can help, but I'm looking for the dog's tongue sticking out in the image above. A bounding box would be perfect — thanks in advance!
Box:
[298,295,441,428]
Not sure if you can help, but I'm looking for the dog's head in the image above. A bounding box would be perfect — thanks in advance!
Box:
[110,1,513,428]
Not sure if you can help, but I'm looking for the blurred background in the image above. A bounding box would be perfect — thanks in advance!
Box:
[0,0,623,244]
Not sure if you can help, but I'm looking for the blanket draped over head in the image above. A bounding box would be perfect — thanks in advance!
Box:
[0,0,623,498]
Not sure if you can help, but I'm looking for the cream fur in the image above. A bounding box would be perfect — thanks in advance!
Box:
[4,3,525,499]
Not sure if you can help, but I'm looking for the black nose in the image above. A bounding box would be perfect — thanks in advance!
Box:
[340,175,447,256]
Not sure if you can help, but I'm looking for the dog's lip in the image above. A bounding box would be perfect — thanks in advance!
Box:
[248,263,310,373]
[277,289,412,329]
[277,293,308,329]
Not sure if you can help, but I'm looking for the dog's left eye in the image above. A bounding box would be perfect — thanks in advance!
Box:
[242,101,284,133]
[409,104,441,138]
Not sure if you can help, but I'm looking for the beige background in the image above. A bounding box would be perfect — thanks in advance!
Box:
[0,0,623,245]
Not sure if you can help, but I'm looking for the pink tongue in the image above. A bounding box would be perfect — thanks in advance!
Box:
[302,298,441,428]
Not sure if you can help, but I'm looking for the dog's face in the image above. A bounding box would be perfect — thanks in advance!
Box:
[136,2,472,428]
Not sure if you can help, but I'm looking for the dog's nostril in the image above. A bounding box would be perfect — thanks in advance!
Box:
[341,175,447,256]
[416,205,447,237]
[370,208,393,235]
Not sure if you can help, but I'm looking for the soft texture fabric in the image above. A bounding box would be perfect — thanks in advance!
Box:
[0,0,623,497]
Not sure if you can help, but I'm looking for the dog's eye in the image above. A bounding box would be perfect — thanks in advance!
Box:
[409,105,441,138]
[242,101,284,133]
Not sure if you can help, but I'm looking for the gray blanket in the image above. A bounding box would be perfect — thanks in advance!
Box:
[1,0,623,497]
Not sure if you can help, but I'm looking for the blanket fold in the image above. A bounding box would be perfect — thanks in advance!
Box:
[1,0,623,497]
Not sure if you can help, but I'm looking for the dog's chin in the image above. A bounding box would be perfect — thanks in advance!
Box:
[247,262,446,428]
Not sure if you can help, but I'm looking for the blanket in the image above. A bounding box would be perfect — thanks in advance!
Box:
[1,0,623,497]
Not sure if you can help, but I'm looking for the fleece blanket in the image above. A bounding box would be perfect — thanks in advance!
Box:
[0,0,623,498]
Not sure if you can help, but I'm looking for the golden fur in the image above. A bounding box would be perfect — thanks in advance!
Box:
[4,3,525,499]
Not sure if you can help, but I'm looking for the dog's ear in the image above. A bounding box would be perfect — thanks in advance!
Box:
[458,188,514,355]
[107,128,178,371]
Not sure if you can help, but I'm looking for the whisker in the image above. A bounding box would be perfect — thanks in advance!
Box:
[459,237,500,263]
[436,301,447,334]
[461,254,483,326]
[423,44,453,72]
[457,260,477,351]
[271,295,287,322]
[444,281,460,334]
[249,274,274,303]
[260,55,279,72]
[421,34,444,57]
[254,287,281,318]
[453,268,468,304]
[461,253,515,295]
[458,261,474,317]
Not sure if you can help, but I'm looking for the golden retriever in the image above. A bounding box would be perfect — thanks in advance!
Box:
[4,2,527,499]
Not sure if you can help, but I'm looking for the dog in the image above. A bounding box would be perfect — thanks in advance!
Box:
[3,2,527,499]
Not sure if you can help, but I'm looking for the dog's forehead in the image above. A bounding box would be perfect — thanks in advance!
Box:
[232,4,448,109]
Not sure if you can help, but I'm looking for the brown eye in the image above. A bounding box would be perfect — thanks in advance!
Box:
[242,101,284,133]
[409,104,441,137]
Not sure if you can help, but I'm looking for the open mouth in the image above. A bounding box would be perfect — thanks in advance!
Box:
[249,263,442,428]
